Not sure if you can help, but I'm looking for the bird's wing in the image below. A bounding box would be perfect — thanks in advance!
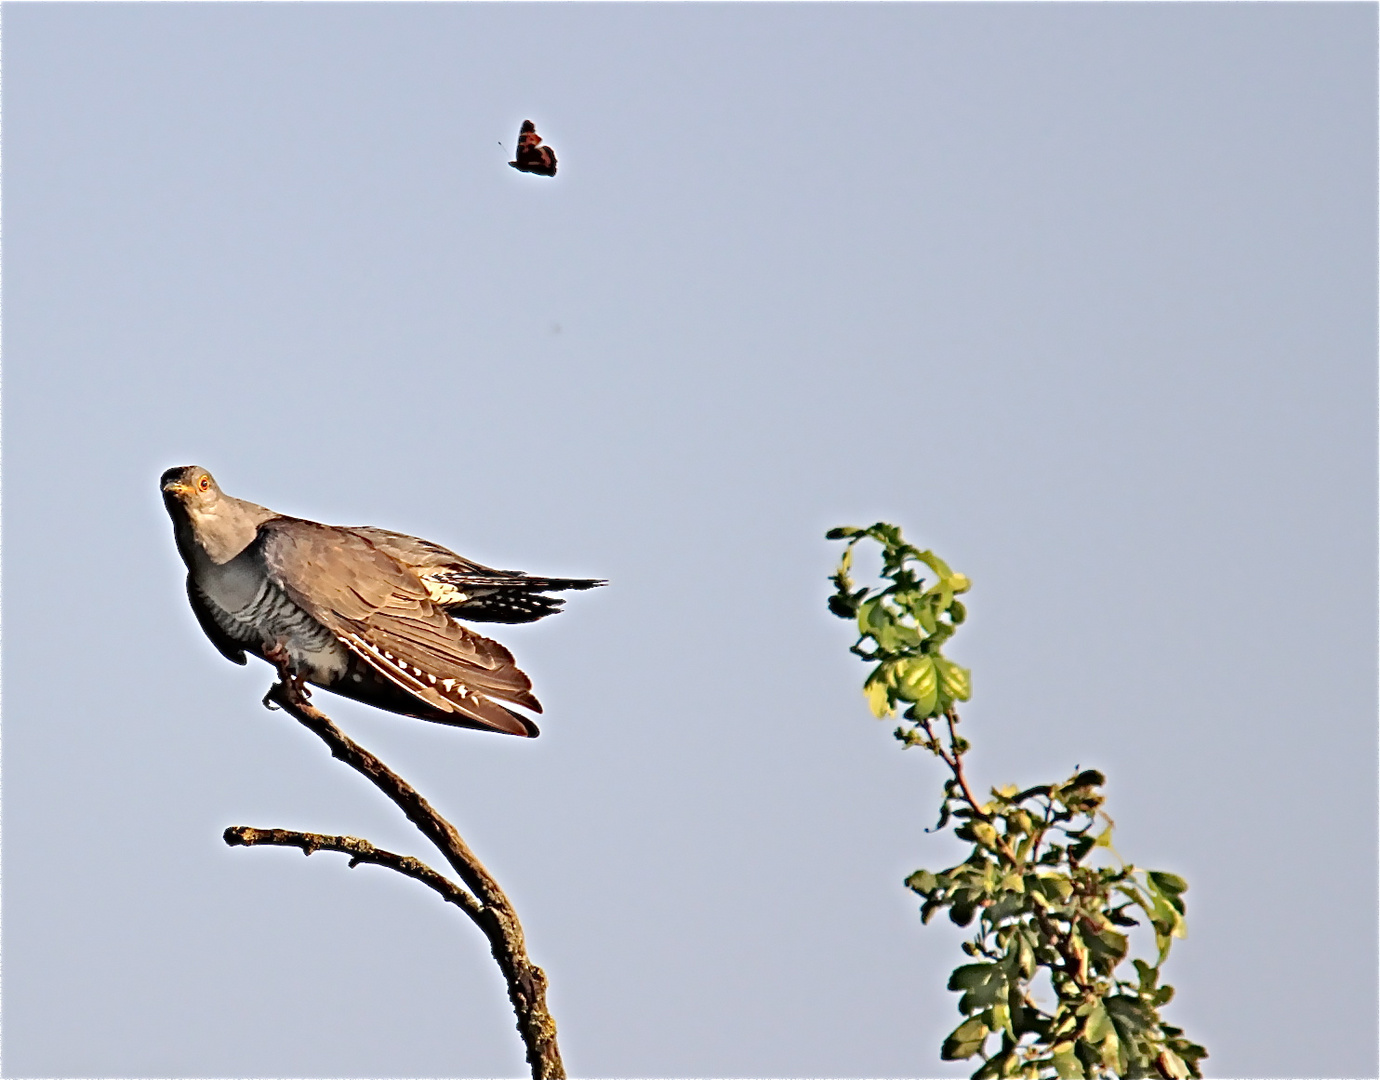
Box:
[348,525,604,623]
[347,526,504,574]
[258,518,541,734]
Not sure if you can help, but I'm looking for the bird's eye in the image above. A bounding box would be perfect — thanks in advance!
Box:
[197,475,211,492]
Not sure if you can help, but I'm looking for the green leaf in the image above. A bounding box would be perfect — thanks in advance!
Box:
[1051,1042,1085,1078]
[1083,1002,1113,1043]
[1100,1029,1124,1072]
[935,656,973,701]
[1143,880,1188,950]
[1157,1048,1191,1079]
[990,999,1013,1038]
[869,521,903,547]
[948,962,996,992]
[949,962,1008,1014]
[861,598,891,636]
[906,869,938,895]
[1035,874,1074,903]
[1016,930,1036,978]
[1167,1035,1209,1073]
[826,592,858,619]
[915,549,955,579]
[864,668,894,717]
[1085,927,1129,970]
[1148,870,1189,897]
[1104,995,1154,1036]
[971,821,998,849]
[826,526,862,540]
[987,892,1023,922]
[897,656,938,715]
[940,1016,989,1061]
[872,618,920,653]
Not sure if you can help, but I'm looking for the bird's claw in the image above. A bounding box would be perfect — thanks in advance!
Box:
[261,641,310,708]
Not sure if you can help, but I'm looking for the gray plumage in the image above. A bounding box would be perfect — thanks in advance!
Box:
[160,465,604,737]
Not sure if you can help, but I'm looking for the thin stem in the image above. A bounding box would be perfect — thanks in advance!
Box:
[926,707,1022,866]
[943,708,988,819]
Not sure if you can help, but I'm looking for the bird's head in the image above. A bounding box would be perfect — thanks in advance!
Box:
[161,465,270,565]
[161,465,223,513]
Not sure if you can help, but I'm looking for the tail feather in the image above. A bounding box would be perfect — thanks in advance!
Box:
[429,571,607,624]
[446,593,567,624]
[434,572,605,592]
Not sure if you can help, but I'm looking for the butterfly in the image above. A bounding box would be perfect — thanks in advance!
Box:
[508,120,557,177]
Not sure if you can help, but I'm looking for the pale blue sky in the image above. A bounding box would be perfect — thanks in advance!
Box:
[3,3,1376,1077]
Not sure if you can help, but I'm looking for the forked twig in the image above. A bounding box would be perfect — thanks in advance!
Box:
[227,674,564,1079]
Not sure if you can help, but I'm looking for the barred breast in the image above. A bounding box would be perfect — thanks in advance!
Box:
[196,569,349,683]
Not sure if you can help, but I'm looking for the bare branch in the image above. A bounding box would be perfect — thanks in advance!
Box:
[222,826,486,925]
[238,676,564,1079]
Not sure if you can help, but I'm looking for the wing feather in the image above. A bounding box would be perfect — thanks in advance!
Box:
[257,518,542,733]
[347,525,605,623]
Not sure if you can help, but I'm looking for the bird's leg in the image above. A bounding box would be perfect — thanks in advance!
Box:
[261,641,290,710]
[261,641,311,710]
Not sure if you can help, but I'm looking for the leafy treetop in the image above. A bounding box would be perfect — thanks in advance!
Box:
[828,523,1206,1079]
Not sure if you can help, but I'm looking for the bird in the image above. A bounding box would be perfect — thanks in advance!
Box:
[160,466,603,737]
[508,120,557,177]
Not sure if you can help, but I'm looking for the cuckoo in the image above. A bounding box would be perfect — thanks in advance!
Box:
[161,466,603,736]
